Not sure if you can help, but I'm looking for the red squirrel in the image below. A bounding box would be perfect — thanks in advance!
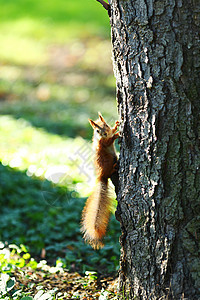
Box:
[81,113,119,249]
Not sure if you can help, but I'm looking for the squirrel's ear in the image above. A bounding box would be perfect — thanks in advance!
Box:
[88,119,97,129]
[98,112,106,123]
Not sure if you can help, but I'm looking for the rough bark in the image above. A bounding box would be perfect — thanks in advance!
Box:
[110,0,200,299]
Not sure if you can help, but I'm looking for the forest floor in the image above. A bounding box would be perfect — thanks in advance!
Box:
[0,242,119,299]
[13,268,118,299]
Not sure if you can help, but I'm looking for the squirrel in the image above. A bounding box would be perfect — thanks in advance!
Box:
[81,113,119,249]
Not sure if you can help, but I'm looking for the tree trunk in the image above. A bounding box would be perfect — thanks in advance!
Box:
[110,0,200,299]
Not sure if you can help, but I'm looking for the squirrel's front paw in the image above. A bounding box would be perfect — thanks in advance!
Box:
[112,121,120,133]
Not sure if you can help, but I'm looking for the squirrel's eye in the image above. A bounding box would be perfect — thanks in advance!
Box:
[96,130,100,133]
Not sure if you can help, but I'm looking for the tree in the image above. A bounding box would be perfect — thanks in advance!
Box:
[108,0,200,299]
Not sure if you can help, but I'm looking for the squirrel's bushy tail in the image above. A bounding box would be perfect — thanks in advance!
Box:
[81,179,113,249]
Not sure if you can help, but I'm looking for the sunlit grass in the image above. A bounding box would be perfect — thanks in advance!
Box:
[0,0,116,194]
[0,29,46,65]
[0,115,94,196]
[0,0,110,65]
[0,0,110,29]
[0,19,111,65]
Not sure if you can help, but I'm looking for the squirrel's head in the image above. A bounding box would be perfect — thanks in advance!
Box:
[89,113,113,139]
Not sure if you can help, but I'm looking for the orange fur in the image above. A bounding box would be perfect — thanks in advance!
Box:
[81,113,119,249]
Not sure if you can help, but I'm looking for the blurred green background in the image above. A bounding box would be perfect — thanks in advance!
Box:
[0,0,120,275]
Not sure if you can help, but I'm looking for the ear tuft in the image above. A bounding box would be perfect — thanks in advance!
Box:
[88,119,97,129]
[98,112,106,123]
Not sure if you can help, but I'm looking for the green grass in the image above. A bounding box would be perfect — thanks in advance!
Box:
[0,0,111,64]
[0,0,120,284]
[0,0,117,131]
[0,0,110,28]
[0,115,93,195]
